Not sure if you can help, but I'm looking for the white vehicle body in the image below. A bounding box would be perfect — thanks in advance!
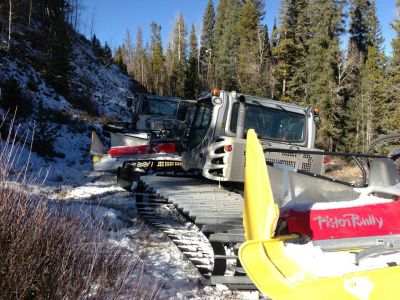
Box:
[182,90,323,182]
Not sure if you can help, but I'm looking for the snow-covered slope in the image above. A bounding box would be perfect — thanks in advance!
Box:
[0,31,138,185]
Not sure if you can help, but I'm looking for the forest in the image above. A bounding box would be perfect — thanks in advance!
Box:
[115,0,400,152]
[1,0,400,152]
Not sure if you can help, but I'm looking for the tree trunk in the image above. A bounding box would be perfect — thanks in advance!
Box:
[28,0,32,27]
[7,0,12,51]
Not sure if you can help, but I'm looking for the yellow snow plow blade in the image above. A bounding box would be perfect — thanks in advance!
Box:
[239,129,400,300]
[240,240,399,300]
[243,129,279,241]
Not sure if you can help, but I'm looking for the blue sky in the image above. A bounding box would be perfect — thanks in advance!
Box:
[80,0,398,56]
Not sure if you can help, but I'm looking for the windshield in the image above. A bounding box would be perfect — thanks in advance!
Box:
[186,99,213,149]
[230,103,306,142]
[141,98,179,116]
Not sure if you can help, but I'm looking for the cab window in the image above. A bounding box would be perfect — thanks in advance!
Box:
[230,103,305,142]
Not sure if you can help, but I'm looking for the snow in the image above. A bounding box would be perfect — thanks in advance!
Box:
[285,194,394,212]
[284,241,400,278]
[56,172,261,300]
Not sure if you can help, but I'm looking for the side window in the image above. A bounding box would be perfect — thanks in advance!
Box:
[187,100,213,149]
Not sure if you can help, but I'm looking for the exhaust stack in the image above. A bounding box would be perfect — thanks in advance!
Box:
[236,95,246,139]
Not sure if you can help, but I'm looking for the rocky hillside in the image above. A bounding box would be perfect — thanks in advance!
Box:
[0,25,140,185]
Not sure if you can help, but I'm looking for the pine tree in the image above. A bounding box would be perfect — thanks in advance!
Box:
[259,24,275,98]
[91,34,102,57]
[171,13,188,97]
[46,4,73,96]
[386,0,400,133]
[149,22,165,95]
[361,45,386,146]
[199,0,215,90]
[0,79,33,118]
[271,18,279,49]
[365,0,384,50]
[184,24,199,99]
[272,0,298,100]
[272,0,309,103]
[269,18,280,99]
[213,0,242,90]
[289,0,310,104]
[102,42,112,65]
[349,0,370,59]
[344,0,386,151]
[305,0,346,151]
[114,46,128,73]
[254,0,266,21]
[237,0,260,94]
[33,100,62,160]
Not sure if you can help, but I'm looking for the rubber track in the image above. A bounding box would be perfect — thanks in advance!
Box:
[135,175,256,289]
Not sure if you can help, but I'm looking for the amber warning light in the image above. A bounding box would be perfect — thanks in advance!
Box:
[212,88,221,97]
[313,107,320,115]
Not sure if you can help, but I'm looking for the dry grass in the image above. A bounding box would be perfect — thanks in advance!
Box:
[0,117,161,299]
[325,157,365,184]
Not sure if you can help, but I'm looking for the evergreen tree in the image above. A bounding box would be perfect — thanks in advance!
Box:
[199,0,215,90]
[271,18,279,49]
[171,13,188,97]
[236,0,260,94]
[149,22,165,95]
[33,100,62,160]
[91,34,102,57]
[254,0,266,21]
[164,42,174,96]
[365,0,384,50]
[102,42,112,65]
[184,24,199,99]
[46,8,73,96]
[348,0,370,59]
[345,0,385,151]
[259,24,275,98]
[114,46,128,73]
[272,0,309,103]
[213,0,242,90]
[361,45,386,147]
[289,0,310,104]
[386,0,400,133]
[305,0,346,151]
[0,79,33,118]
[272,0,298,100]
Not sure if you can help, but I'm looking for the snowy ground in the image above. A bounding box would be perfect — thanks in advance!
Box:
[51,171,262,300]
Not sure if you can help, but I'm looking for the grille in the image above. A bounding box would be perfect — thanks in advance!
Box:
[125,160,183,173]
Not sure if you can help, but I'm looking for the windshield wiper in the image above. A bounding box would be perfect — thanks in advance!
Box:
[252,100,288,112]
[252,100,271,110]
[275,104,288,112]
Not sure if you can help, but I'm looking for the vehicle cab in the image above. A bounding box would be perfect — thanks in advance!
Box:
[131,93,192,131]
[182,89,323,182]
